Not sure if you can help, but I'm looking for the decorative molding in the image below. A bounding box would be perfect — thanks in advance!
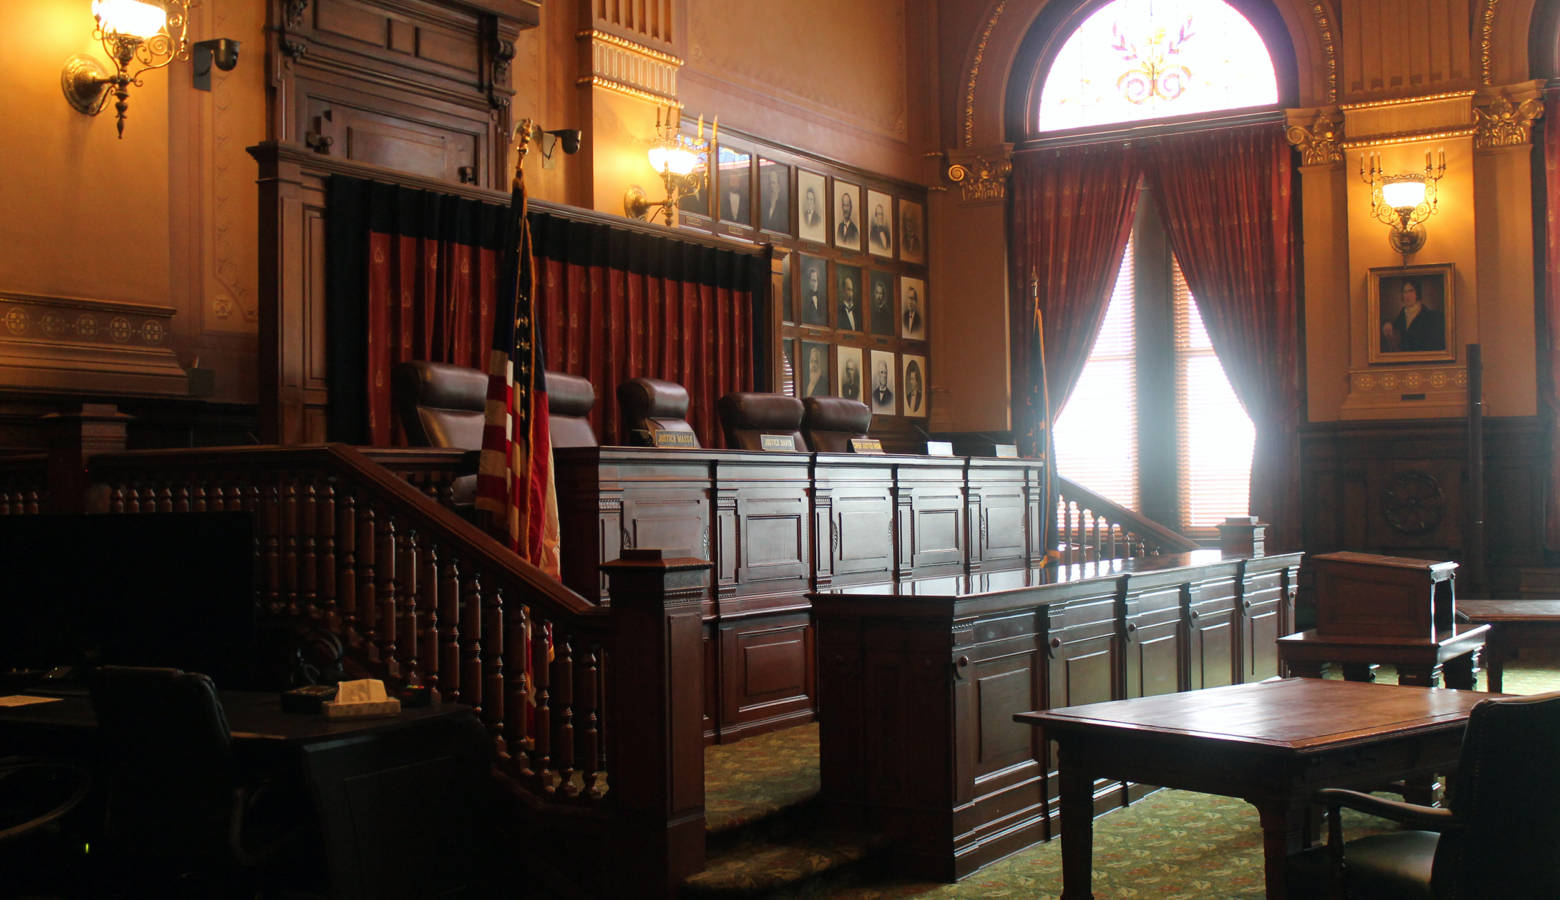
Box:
[1284,107,1344,165]
[1473,83,1543,149]
[1350,366,1468,394]
[1480,0,1500,86]
[1340,89,1477,111]
[0,292,190,397]
[1382,470,1445,535]
[944,146,1012,202]
[577,29,681,104]
[489,37,515,111]
[964,0,1007,148]
[1340,127,1476,150]
[1308,2,1338,104]
[284,0,310,30]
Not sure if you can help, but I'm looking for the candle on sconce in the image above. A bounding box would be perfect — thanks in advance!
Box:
[711,116,719,145]
[696,114,703,141]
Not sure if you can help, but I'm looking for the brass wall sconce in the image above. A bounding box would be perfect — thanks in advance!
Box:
[623,106,715,227]
[1360,149,1446,256]
[62,0,194,138]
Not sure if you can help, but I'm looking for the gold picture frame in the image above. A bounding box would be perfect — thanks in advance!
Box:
[1368,263,1454,365]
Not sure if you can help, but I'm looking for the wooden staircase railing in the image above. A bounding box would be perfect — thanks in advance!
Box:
[1055,475,1201,562]
[0,453,48,514]
[75,444,705,896]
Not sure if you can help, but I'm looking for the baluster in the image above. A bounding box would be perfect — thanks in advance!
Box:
[336,492,356,637]
[262,480,282,615]
[580,642,603,798]
[0,488,10,515]
[1090,512,1102,561]
[507,605,532,778]
[440,557,462,703]
[531,615,551,780]
[462,570,484,716]
[192,482,208,513]
[553,632,576,797]
[419,542,439,693]
[483,584,507,759]
[27,488,40,515]
[111,485,125,514]
[316,481,336,626]
[376,516,398,678]
[1065,501,1079,565]
[358,505,378,659]
[282,478,299,615]
[299,480,318,617]
[172,483,190,513]
[156,483,173,513]
[398,528,419,683]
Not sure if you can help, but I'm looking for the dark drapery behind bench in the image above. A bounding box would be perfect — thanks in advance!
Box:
[327,175,768,448]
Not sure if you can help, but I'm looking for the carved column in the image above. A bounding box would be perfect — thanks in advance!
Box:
[1285,107,1350,421]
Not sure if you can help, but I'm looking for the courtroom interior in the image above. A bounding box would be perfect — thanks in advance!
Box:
[4,0,1560,897]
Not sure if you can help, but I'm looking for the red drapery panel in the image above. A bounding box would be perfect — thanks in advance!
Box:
[1544,91,1560,551]
[1008,144,1140,456]
[1141,124,1300,550]
[532,217,761,448]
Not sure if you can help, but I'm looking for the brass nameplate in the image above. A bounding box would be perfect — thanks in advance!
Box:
[760,434,796,452]
[925,440,954,457]
[849,437,884,454]
[993,444,1019,458]
[652,429,698,448]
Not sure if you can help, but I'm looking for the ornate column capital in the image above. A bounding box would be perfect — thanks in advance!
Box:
[943,145,1013,203]
[1472,80,1544,150]
[1285,107,1344,166]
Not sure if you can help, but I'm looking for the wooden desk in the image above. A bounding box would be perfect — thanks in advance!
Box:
[1460,600,1560,691]
[1016,679,1492,900]
[0,691,490,900]
[1276,623,1490,688]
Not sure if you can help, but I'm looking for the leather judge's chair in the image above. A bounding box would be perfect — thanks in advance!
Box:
[1318,690,1560,899]
[801,396,872,452]
[547,370,598,448]
[391,361,487,450]
[618,377,700,447]
[718,393,806,451]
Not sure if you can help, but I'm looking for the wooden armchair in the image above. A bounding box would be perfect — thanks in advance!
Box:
[1318,690,1560,899]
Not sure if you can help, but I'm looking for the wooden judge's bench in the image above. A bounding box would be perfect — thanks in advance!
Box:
[553,446,1047,742]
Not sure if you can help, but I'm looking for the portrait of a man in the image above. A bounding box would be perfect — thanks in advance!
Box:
[899,199,924,264]
[900,277,926,340]
[717,145,751,225]
[834,181,861,251]
[797,170,827,244]
[869,351,896,415]
[902,355,926,417]
[1371,265,1454,363]
[867,189,893,257]
[759,160,790,234]
[802,341,830,398]
[837,347,863,403]
[836,265,863,333]
[799,256,828,327]
[868,271,894,337]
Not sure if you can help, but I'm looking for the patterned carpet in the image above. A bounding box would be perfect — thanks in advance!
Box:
[693,654,1560,898]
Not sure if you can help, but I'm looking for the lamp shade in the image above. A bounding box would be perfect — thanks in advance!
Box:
[1382,178,1427,210]
[648,143,699,177]
[93,0,168,38]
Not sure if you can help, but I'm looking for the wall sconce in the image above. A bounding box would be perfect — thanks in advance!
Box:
[519,122,582,170]
[62,0,192,138]
[1360,149,1446,256]
[623,107,715,227]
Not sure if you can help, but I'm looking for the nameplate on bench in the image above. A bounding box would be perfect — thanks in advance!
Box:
[760,434,797,452]
[652,430,698,448]
[849,438,884,454]
[925,440,954,457]
[992,444,1019,458]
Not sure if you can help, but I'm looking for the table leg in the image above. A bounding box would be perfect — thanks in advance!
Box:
[1486,639,1507,692]
[1058,758,1095,900]
[1443,652,1476,690]
[1256,798,1309,900]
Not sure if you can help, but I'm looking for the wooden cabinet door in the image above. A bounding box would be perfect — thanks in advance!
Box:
[1186,568,1242,690]
[1242,570,1288,682]
[1122,580,1185,700]
[1043,589,1123,819]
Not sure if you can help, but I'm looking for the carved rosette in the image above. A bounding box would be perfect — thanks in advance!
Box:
[1473,85,1543,150]
[944,146,1013,202]
[1284,107,1344,166]
[1382,471,1445,535]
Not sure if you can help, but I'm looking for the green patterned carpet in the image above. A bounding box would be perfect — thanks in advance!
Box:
[692,655,1560,898]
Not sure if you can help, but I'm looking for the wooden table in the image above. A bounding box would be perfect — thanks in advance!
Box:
[1276,623,1490,688]
[1460,600,1560,692]
[1016,678,1493,900]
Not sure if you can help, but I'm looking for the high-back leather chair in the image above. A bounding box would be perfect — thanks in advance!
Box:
[1319,690,1560,899]
[547,370,598,449]
[391,361,487,450]
[718,393,806,452]
[801,396,872,452]
[618,378,700,447]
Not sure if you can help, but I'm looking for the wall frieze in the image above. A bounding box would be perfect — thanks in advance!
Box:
[1472,81,1544,149]
[1285,107,1344,165]
[1480,0,1501,85]
[944,146,1012,202]
[963,0,1007,148]
[1308,2,1339,104]
[576,30,681,104]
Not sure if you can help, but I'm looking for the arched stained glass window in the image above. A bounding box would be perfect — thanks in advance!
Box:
[1038,0,1278,132]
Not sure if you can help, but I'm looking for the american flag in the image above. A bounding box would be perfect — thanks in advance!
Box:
[476,143,560,577]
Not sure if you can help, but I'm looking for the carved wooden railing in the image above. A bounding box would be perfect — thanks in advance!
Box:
[1055,475,1201,563]
[0,454,48,514]
[82,444,705,895]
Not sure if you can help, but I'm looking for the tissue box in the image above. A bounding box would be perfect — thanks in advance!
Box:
[322,678,402,719]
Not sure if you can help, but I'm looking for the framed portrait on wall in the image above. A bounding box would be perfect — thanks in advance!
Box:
[866,189,893,257]
[716,143,752,226]
[758,158,790,235]
[836,264,863,333]
[900,276,926,340]
[867,270,895,336]
[837,346,864,403]
[869,350,897,415]
[833,179,862,252]
[797,169,828,244]
[797,254,829,327]
[1368,263,1454,364]
[899,198,924,264]
[901,354,926,418]
[801,340,831,397]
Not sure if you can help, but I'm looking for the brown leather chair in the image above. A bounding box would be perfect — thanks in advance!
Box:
[618,378,701,448]
[801,396,872,452]
[546,371,598,449]
[718,393,806,452]
[391,361,487,450]
[1318,690,1560,899]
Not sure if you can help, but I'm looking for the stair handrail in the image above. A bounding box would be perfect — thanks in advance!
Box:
[1055,474,1201,559]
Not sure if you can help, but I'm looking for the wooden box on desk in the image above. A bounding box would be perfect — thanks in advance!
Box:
[1311,551,1457,640]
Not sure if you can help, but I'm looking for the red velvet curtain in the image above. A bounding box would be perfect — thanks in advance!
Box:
[1141,124,1300,550]
[1008,144,1140,456]
[532,217,760,448]
[1544,90,1560,551]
